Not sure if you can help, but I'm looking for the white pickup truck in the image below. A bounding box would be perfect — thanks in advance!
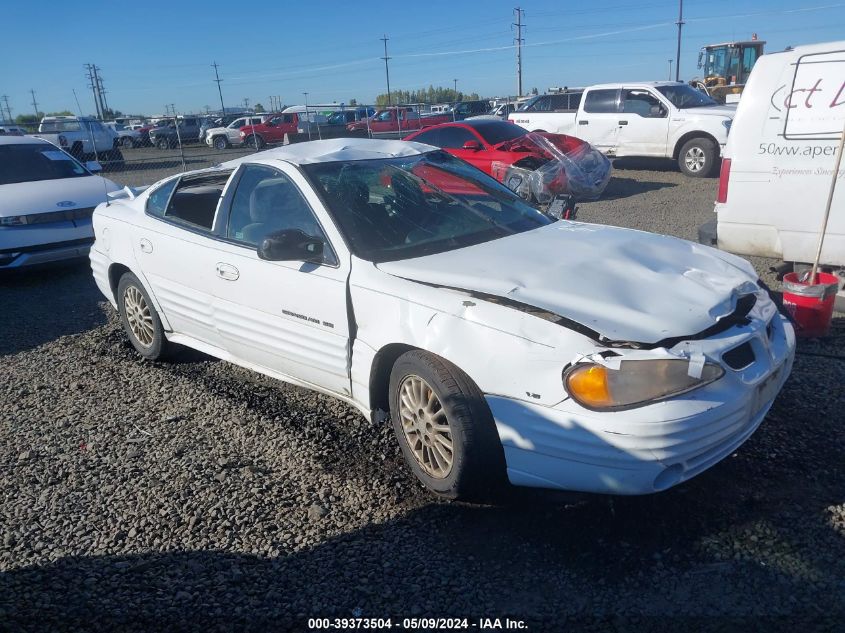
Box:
[31,116,123,165]
[509,81,735,177]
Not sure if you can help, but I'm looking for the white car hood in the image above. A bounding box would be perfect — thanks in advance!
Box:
[0,176,121,216]
[681,104,735,118]
[376,222,759,345]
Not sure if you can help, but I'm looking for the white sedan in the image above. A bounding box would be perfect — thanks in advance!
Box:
[90,138,795,499]
[1,136,122,269]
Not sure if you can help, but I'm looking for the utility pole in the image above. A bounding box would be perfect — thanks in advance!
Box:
[243,97,250,110]
[668,59,673,81]
[513,7,525,98]
[212,61,225,114]
[1,95,11,122]
[97,70,110,118]
[675,0,684,81]
[92,65,106,119]
[29,89,39,119]
[380,35,392,106]
[85,64,101,119]
[453,78,458,95]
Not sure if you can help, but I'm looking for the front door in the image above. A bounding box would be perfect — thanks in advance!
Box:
[209,162,352,396]
[616,89,670,157]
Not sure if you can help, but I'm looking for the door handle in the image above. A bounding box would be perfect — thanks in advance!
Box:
[216,262,240,281]
[578,120,589,125]
[139,238,153,253]
[619,120,628,126]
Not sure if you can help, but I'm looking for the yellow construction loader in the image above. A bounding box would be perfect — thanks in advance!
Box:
[690,36,765,104]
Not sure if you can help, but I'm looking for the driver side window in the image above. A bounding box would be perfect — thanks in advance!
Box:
[622,90,665,117]
[226,164,335,263]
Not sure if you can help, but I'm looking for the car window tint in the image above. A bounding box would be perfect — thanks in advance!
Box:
[227,165,332,260]
[583,89,618,113]
[437,127,477,148]
[623,90,662,116]
[146,178,179,218]
[410,129,440,146]
[163,171,231,230]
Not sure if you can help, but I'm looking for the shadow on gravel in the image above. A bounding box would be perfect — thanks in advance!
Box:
[0,261,105,356]
[1,495,842,633]
[599,176,678,201]
[612,157,687,173]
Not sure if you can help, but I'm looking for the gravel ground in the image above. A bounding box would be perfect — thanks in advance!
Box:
[1,159,844,632]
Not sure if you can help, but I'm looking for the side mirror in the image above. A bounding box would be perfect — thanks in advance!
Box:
[85,161,102,172]
[257,229,324,263]
[462,140,482,151]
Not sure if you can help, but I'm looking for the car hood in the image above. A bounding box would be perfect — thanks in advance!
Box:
[0,176,121,216]
[680,104,735,118]
[375,222,759,345]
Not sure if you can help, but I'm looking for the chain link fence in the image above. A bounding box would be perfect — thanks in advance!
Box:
[4,98,513,189]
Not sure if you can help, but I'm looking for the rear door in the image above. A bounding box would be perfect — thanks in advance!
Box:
[577,88,621,153]
[132,170,234,350]
[616,88,670,156]
[208,162,352,394]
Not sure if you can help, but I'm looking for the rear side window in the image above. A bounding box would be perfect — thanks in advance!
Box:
[159,171,232,230]
[145,178,179,218]
[583,89,619,113]
[550,92,582,111]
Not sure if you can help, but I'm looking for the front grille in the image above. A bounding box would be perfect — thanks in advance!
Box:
[723,342,756,370]
[10,207,94,226]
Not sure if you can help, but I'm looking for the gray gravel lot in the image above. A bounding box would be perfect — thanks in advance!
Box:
[1,156,844,632]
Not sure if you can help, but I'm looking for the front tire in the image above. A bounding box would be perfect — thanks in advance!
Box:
[244,135,265,150]
[388,350,505,500]
[122,136,135,148]
[678,137,718,177]
[213,135,229,150]
[117,273,169,361]
[156,137,171,150]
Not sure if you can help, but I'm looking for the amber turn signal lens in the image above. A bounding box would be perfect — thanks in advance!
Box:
[565,364,612,408]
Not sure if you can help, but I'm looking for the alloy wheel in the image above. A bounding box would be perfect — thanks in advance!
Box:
[123,286,154,348]
[398,375,454,478]
[684,146,706,172]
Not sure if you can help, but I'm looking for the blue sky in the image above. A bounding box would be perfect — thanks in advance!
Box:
[2,0,844,117]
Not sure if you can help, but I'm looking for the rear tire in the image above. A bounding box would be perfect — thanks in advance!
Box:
[388,350,505,500]
[678,137,718,177]
[121,136,135,148]
[117,272,170,361]
[244,135,265,150]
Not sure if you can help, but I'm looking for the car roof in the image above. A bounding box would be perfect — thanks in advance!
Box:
[586,81,686,90]
[0,135,51,146]
[218,138,431,168]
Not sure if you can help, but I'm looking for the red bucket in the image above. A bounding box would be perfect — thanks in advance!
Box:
[781,272,839,337]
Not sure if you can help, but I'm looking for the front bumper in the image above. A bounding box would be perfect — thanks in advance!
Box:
[0,220,94,269]
[488,310,796,495]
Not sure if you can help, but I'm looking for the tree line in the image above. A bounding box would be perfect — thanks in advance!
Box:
[374,86,481,107]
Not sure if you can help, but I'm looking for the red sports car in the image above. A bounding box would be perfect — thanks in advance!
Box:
[405,119,611,201]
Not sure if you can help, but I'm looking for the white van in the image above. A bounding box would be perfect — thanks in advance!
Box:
[705,40,845,305]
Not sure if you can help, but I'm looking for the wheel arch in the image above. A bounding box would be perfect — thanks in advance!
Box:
[368,342,420,418]
[108,262,132,303]
[672,131,719,160]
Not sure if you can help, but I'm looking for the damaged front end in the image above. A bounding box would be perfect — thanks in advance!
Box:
[492,132,612,203]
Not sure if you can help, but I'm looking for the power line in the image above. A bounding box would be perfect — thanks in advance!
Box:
[513,7,525,97]
[212,61,225,114]
[381,35,392,106]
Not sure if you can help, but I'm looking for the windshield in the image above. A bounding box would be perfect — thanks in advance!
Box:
[303,150,551,263]
[0,143,90,185]
[655,84,718,108]
[473,121,528,145]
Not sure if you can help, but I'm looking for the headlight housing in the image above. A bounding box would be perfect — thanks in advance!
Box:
[564,359,724,410]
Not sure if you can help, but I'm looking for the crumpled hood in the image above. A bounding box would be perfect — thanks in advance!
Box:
[681,104,736,118]
[376,222,759,345]
[0,176,121,216]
